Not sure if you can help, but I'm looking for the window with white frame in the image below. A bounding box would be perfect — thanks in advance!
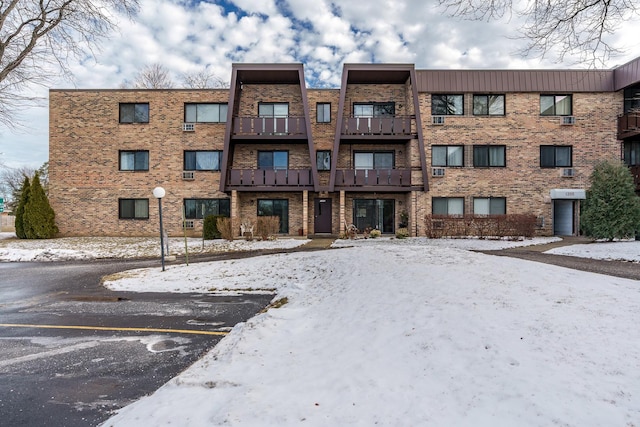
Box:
[185,103,227,123]
[317,103,331,123]
[119,150,149,171]
[473,197,506,215]
[184,151,222,171]
[432,197,464,215]
[432,146,464,167]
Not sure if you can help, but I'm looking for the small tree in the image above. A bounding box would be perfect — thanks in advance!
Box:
[203,215,225,239]
[581,161,640,240]
[23,173,58,239]
[14,176,30,239]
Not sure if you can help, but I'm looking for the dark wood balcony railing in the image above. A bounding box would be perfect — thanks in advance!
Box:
[341,115,415,138]
[618,113,640,139]
[335,169,411,190]
[227,168,313,189]
[232,116,307,138]
[629,165,640,192]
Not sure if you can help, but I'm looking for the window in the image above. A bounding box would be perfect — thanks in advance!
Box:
[432,197,464,215]
[257,199,289,233]
[540,146,572,168]
[624,141,640,166]
[184,199,230,219]
[258,151,288,170]
[119,199,149,219]
[624,87,640,114]
[119,151,149,171]
[317,103,331,123]
[353,102,395,117]
[119,103,149,123]
[184,151,222,171]
[354,152,394,170]
[431,95,464,115]
[540,95,572,116]
[185,103,227,123]
[317,151,331,171]
[473,95,505,116]
[473,145,506,167]
[353,199,395,233]
[432,146,463,167]
[473,197,506,215]
[258,103,289,117]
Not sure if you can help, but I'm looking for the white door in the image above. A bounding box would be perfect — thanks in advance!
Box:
[553,200,574,236]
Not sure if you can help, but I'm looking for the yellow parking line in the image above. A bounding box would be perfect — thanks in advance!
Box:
[0,323,229,336]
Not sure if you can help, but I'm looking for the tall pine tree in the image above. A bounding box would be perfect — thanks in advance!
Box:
[581,161,640,240]
[23,172,58,239]
[14,176,30,239]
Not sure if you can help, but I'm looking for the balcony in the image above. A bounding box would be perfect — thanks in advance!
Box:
[227,168,314,191]
[341,115,415,140]
[231,116,307,140]
[335,169,412,191]
[618,113,640,139]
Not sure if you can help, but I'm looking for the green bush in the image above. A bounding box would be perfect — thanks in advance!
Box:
[14,176,30,239]
[203,215,225,239]
[23,173,58,239]
[581,161,640,240]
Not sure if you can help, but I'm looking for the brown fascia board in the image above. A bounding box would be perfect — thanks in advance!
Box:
[232,63,303,85]
[415,68,616,93]
[614,56,640,90]
[343,63,414,84]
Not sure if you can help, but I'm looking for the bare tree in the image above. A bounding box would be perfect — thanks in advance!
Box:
[0,164,36,210]
[438,0,639,66]
[122,63,175,89]
[0,0,139,127]
[180,69,229,89]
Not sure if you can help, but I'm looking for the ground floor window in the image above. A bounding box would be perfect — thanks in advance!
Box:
[184,199,230,219]
[432,197,464,215]
[119,199,149,219]
[353,199,394,233]
[473,197,506,215]
[257,199,289,233]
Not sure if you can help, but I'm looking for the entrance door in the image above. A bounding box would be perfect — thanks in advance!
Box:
[314,198,332,233]
[553,200,574,235]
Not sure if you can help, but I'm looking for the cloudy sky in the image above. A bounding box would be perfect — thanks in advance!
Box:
[1,0,639,170]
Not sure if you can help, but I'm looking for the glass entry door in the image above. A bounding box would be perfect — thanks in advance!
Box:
[353,199,394,233]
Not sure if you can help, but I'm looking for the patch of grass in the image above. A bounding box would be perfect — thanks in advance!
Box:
[260,297,289,313]
[101,271,140,284]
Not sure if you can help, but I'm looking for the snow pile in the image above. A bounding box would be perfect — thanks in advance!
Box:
[103,239,640,426]
[545,240,640,263]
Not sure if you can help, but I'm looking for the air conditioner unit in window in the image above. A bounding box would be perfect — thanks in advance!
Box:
[560,116,575,125]
[182,123,195,132]
[183,220,195,229]
[562,168,575,177]
[182,171,195,180]
[432,167,446,177]
[431,116,445,125]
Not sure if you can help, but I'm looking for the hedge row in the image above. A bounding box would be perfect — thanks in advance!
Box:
[424,214,537,239]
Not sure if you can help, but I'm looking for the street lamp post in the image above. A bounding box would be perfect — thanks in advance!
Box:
[153,186,166,271]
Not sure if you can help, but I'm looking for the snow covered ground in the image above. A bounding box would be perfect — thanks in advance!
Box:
[96,237,640,426]
[545,240,640,263]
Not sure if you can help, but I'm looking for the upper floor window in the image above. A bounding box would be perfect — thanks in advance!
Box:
[432,146,463,167]
[540,145,572,168]
[119,198,149,220]
[353,102,395,117]
[624,86,640,114]
[432,197,464,215]
[119,103,149,123]
[184,198,230,219]
[540,95,572,116]
[185,103,227,123]
[259,102,288,117]
[317,151,331,171]
[354,152,394,170]
[473,197,506,215]
[624,141,640,166]
[431,95,463,115]
[119,150,149,171]
[258,151,288,170]
[473,95,505,116]
[473,145,506,167]
[184,151,222,171]
[317,103,331,123]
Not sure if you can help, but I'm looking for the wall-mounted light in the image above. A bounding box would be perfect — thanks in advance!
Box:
[250,150,254,155]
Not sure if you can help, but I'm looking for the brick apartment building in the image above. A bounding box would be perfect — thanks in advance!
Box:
[49,59,640,238]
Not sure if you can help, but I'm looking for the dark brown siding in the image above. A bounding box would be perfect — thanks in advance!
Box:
[614,57,640,90]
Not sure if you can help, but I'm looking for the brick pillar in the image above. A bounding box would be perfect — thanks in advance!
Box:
[302,190,308,237]
[339,190,346,234]
[231,190,239,238]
